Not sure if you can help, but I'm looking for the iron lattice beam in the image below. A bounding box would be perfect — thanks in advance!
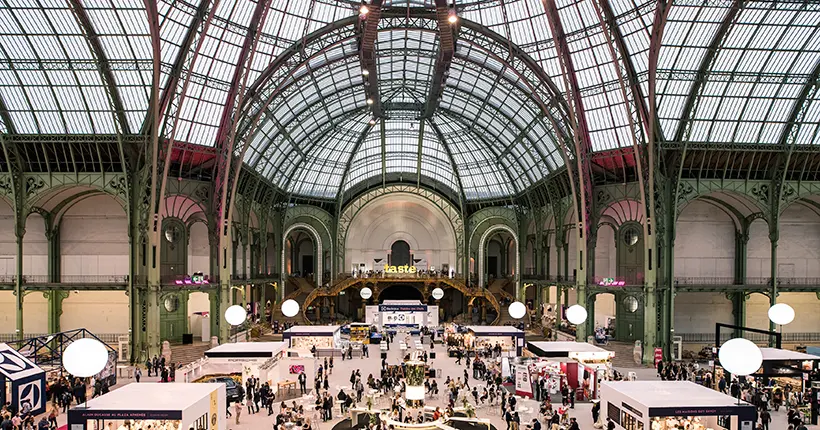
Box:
[359,0,384,118]
[67,0,131,135]
[422,0,456,119]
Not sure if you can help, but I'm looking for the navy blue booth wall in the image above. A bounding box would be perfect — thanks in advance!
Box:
[0,343,47,416]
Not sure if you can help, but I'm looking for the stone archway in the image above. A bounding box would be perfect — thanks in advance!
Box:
[281,222,323,300]
[478,224,519,295]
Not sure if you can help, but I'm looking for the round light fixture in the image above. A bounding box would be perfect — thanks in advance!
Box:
[359,5,369,15]
[366,98,374,105]
[508,301,526,320]
[224,305,247,326]
[362,69,370,76]
[62,338,109,378]
[566,305,588,325]
[360,287,373,300]
[718,338,763,376]
[281,299,300,318]
[768,303,795,325]
[447,11,458,23]
[368,119,376,126]
[432,287,444,300]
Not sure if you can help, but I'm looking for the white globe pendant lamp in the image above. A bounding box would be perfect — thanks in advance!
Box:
[62,338,109,378]
[281,299,300,318]
[718,338,763,377]
[768,303,795,326]
[224,304,247,326]
[360,287,373,300]
[566,305,588,326]
[508,301,527,320]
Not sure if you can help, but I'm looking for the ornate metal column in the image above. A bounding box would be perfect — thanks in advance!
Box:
[768,225,779,345]
[14,225,24,340]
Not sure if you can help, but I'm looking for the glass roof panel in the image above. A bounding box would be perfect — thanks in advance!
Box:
[677,2,820,145]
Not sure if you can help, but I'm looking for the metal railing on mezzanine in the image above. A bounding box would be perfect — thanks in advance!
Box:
[0,275,129,283]
[678,332,820,344]
[674,276,820,286]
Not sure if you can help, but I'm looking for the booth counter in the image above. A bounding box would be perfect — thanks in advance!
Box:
[601,381,755,430]
[68,383,226,430]
[283,325,341,350]
[466,326,524,356]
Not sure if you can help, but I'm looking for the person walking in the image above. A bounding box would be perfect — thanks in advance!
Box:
[134,367,141,383]
[760,408,771,430]
[145,359,152,377]
[233,402,242,425]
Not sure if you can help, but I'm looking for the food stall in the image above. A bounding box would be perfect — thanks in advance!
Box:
[601,381,755,430]
[527,341,614,400]
[349,323,374,344]
[283,325,341,352]
[466,326,524,356]
[68,383,226,430]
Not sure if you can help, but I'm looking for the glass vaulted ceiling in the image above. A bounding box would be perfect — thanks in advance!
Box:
[0,0,818,197]
[243,15,567,201]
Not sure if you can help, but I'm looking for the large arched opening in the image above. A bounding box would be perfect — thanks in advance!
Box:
[378,284,423,302]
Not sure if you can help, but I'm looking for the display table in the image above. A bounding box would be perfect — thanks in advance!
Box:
[278,380,298,397]
[601,381,755,430]
[68,383,226,430]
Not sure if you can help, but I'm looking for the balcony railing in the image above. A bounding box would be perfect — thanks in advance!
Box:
[678,332,820,344]
[0,275,129,283]
[674,276,820,286]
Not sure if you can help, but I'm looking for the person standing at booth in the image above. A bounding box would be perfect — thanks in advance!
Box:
[299,371,307,394]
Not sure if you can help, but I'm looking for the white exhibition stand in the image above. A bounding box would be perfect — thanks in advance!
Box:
[600,381,756,430]
[365,300,439,330]
[68,383,226,430]
[177,341,316,391]
[283,325,342,351]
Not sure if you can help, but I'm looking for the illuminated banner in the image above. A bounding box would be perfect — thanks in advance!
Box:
[383,264,417,274]
[379,304,427,312]
[598,278,625,287]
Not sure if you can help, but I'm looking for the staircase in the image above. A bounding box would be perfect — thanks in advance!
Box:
[488,278,515,302]
[597,341,647,368]
[169,342,211,366]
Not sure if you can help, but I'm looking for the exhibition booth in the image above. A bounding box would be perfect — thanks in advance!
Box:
[526,341,614,400]
[465,326,524,356]
[0,343,47,416]
[68,383,226,430]
[601,381,755,430]
[365,300,439,330]
[283,325,342,351]
[177,341,315,400]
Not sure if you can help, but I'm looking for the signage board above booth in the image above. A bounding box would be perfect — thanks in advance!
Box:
[383,265,416,274]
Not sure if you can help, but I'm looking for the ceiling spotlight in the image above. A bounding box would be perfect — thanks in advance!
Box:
[368,118,376,125]
[360,5,369,15]
[366,98,374,105]
[448,11,458,24]
[362,69,370,76]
